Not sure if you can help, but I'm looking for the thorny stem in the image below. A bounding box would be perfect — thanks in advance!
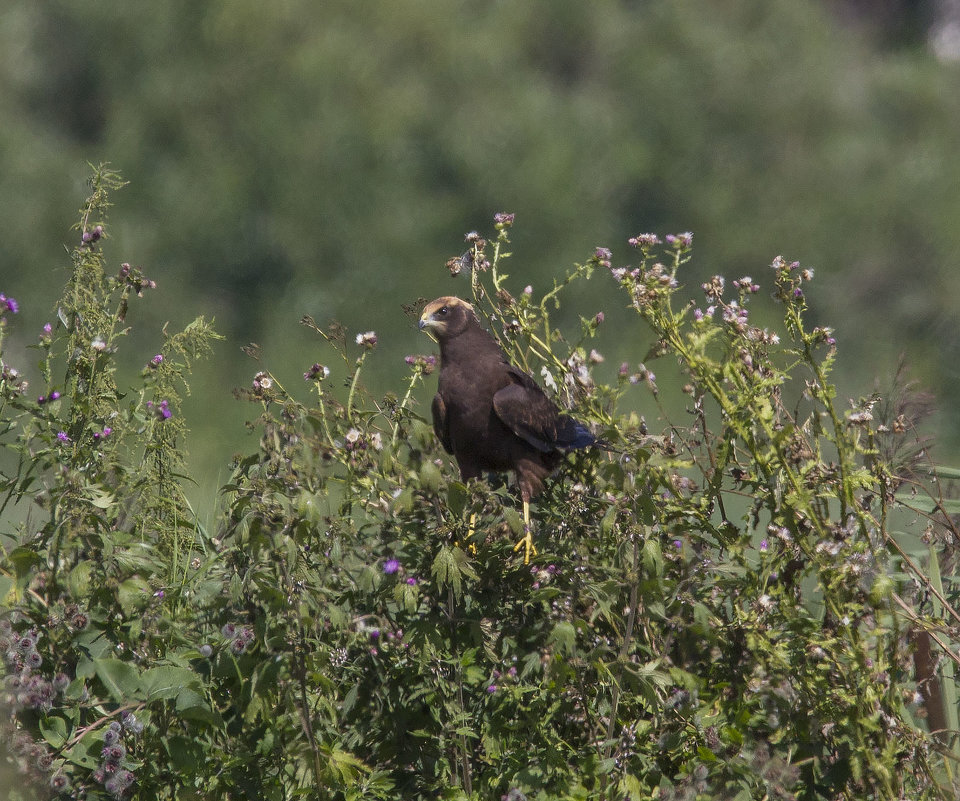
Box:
[346,351,367,424]
[391,367,423,445]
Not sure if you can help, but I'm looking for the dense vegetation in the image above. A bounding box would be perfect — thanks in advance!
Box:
[2,169,959,800]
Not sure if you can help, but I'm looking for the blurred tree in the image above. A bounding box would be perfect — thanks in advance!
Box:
[2,0,959,505]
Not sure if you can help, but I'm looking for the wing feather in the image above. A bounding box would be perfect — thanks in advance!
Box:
[432,393,453,454]
[493,367,594,452]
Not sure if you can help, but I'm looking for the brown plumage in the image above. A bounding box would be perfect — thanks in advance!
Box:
[418,296,595,562]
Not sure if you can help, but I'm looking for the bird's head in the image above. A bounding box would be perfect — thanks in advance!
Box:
[418,296,477,341]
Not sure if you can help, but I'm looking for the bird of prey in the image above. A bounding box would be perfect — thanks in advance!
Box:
[418,296,595,562]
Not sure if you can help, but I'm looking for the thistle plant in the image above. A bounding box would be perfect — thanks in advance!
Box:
[2,177,958,800]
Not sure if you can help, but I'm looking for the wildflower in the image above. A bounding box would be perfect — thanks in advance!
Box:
[57,431,70,443]
[91,337,107,351]
[252,371,272,391]
[102,744,125,762]
[344,428,363,451]
[593,311,604,326]
[121,711,143,735]
[523,285,533,296]
[146,399,172,420]
[49,772,70,792]
[588,349,604,364]
[404,354,437,374]
[221,623,237,638]
[759,539,768,552]
[199,644,213,657]
[673,540,682,550]
[405,577,417,586]
[231,637,248,655]
[81,225,103,244]
[0,294,19,315]
[494,212,515,228]
[628,233,661,248]
[665,232,693,249]
[93,426,113,441]
[304,362,330,381]
[486,684,497,693]
[847,409,873,425]
[150,354,163,367]
[369,431,383,451]
[356,331,378,348]
[593,247,612,268]
[383,559,400,575]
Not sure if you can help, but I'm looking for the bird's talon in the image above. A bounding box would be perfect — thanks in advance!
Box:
[512,531,537,564]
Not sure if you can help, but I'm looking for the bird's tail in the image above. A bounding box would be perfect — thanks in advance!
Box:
[556,417,597,450]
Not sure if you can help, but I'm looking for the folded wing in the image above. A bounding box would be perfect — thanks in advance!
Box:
[492,367,595,453]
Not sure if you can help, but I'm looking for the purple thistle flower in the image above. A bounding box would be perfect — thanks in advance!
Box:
[405,577,417,586]
[383,559,400,575]
[486,684,497,693]
[0,294,19,314]
[57,431,70,443]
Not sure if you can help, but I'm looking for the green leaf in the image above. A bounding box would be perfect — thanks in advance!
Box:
[176,687,217,724]
[89,488,115,509]
[394,581,419,613]
[418,461,442,493]
[93,658,142,702]
[447,481,468,517]
[0,574,13,604]
[504,507,523,535]
[68,561,94,598]
[642,538,663,577]
[117,575,153,614]
[619,774,646,801]
[549,621,577,655]
[141,666,200,701]
[40,715,69,748]
[895,493,960,515]
[432,546,461,597]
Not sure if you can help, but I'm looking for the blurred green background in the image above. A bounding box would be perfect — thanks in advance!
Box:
[3,0,959,513]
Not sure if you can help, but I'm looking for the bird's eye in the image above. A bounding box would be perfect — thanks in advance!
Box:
[439,306,449,315]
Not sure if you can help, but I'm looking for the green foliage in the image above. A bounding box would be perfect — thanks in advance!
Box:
[3,171,960,800]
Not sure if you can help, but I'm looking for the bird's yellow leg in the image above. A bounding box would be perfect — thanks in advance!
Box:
[512,500,537,564]
[455,513,478,554]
